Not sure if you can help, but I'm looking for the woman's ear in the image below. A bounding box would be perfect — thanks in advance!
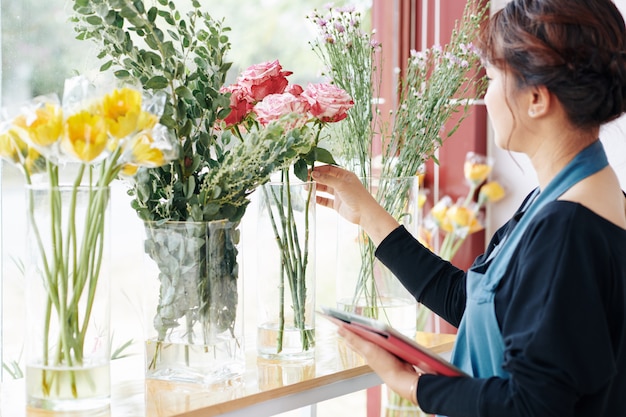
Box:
[526,85,551,118]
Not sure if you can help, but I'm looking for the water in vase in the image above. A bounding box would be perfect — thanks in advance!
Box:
[257,322,315,360]
[26,362,110,412]
[145,336,244,384]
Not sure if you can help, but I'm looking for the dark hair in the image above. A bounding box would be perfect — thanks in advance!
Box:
[479,0,626,129]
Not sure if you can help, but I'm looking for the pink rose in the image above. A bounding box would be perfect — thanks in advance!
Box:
[301,83,354,123]
[220,84,254,126]
[286,84,304,96]
[236,60,293,102]
[254,93,311,128]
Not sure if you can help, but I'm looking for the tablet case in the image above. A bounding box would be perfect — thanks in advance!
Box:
[320,306,467,377]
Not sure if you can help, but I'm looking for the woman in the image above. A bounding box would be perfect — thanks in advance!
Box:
[312,0,626,415]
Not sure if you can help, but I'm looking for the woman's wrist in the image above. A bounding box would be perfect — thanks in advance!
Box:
[360,202,400,246]
[408,373,422,406]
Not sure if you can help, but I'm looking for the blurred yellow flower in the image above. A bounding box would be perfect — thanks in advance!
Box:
[0,130,24,163]
[23,146,45,175]
[62,110,108,162]
[464,160,491,184]
[422,152,504,262]
[126,131,166,167]
[418,192,427,210]
[14,102,63,148]
[479,181,505,205]
[120,164,139,177]
[102,88,143,139]
[430,197,451,228]
[446,205,475,229]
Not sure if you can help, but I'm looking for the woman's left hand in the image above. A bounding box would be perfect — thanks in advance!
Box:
[337,322,422,405]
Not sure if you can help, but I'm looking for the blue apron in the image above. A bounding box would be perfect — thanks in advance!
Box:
[450,140,609,378]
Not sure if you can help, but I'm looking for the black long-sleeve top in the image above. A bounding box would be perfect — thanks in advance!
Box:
[375,193,626,417]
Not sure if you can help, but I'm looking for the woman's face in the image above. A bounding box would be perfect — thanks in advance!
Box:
[484,66,521,151]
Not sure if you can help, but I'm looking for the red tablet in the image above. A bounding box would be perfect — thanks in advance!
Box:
[320,306,467,377]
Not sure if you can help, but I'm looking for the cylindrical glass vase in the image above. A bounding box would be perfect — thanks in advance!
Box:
[256,180,316,360]
[335,176,421,365]
[142,220,245,384]
[24,185,111,412]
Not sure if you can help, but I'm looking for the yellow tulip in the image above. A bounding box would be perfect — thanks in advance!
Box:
[430,197,450,226]
[0,130,22,162]
[446,205,476,229]
[120,164,139,177]
[126,131,166,168]
[468,217,484,234]
[62,110,108,162]
[102,88,144,139]
[23,146,45,175]
[479,181,505,204]
[464,160,491,184]
[13,102,63,147]
[136,111,159,131]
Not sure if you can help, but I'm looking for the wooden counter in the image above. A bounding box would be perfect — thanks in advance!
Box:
[1,329,455,417]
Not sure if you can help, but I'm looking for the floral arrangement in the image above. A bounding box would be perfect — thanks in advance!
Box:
[309,1,488,315]
[420,152,506,262]
[221,61,353,355]
[0,76,176,400]
[70,0,353,368]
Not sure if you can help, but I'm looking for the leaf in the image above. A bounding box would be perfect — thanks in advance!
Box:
[294,159,309,182]
[114,69,131,79]
[99,60,113,71]
[175,85,193,100]
[145,76,169,89]
[312,147,337,165]
[185,176,196,199]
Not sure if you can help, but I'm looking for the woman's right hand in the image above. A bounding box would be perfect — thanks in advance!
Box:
[311,165,400,246]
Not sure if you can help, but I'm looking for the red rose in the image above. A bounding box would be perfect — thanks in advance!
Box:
[220,84,254,127]
[236,60,292,102]
[254,93,311,128]
[301,83,354,123]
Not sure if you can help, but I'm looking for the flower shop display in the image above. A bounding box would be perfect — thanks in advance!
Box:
[70,1,351,379]
[221,63,353,360]
[420,152,506,262]
[0,76,176,411]
[309,1,487,415]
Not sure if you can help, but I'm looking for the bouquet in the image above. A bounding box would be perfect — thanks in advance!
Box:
[222,61,353,356]
[70,0,352,369]
[0,76,176,403]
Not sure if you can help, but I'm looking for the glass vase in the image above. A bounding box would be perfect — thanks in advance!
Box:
[24,184,111,412]
[142,220,245,385]
[256,180,316,360]
[335,176,421,366]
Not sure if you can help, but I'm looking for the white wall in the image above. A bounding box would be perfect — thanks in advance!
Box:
[487,1,626,234]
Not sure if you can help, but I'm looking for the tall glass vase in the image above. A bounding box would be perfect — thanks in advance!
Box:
[142,220,244,385]
[256,180,316,360]
[336,176,422,366]
[24,184,111,412]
